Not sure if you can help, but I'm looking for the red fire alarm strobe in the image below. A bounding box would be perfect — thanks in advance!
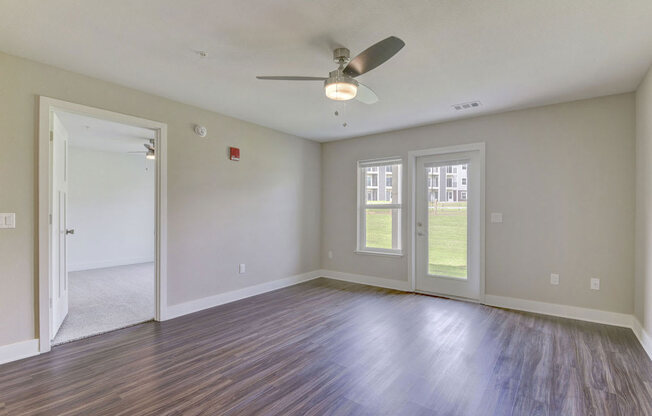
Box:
[229,147,240,161]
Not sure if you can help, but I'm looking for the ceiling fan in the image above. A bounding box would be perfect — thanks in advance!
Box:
[128,139,155,160]
[256,36,405,104]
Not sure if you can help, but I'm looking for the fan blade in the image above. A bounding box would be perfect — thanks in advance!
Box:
[144,143,154,151]
[344,36,405,77]
[355,83,379,104]
[256,76,327,81]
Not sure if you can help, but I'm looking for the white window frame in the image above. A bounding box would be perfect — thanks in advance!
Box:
[357,157,403,256]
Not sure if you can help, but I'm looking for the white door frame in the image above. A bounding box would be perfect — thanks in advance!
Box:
[407,143,485,301]
[38,96,168,353]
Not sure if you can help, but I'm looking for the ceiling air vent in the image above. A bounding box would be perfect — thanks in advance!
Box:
[452,101,481,111]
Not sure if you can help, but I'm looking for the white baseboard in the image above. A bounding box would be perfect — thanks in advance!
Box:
[0,339,40,366]
[484,294,633,328]
[318,269,411,291]
[631,317,652,361]
[165,270,322,320]
[68,257,154,272]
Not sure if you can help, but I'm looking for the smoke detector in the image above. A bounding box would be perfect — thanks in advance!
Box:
[452,101,481,111]
[194,125,207,137]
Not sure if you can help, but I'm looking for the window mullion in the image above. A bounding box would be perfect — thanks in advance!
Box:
[363,204,402,210]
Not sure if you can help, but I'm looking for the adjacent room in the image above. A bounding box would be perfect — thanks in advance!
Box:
[51,111,156,345]
[1,1,652,415]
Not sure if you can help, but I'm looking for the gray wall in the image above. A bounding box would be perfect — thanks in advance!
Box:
[68,147,155,271]
[322,94,635,314]
[635,64,652,332]
[0,52,321,347]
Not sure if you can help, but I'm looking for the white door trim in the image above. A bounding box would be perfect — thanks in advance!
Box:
[38,96,168,353]
[407,143,485,301]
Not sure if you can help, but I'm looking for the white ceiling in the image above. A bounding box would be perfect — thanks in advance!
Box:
[2,0,652,141]
[57,111,155,153]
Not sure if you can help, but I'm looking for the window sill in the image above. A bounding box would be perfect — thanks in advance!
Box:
[355,250,404,258]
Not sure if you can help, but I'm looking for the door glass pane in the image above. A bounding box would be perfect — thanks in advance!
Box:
[365,208,400,250]
[427,162,468,279]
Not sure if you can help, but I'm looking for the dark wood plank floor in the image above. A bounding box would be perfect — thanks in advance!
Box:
[1,278,651,415]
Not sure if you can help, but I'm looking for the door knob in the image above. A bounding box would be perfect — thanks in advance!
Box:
[65,229,75,235]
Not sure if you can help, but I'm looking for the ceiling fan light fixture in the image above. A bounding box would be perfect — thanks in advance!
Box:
[324,72,358,101]
[146,149,155,160]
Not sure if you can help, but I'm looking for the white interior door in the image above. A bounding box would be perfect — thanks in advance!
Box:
[51,113,69,337]
[415,150,482,300]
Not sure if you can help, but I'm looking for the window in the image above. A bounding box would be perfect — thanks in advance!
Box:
[462,178,467,185]
[358,158,402,254]
[447,177,456,187]
[447,190,453,201]
[460,191,467,200]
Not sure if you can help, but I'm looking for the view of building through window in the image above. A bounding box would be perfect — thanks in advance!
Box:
[360,161,402,252]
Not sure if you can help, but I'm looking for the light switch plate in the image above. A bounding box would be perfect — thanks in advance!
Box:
[0,213,16,229]
[490,213,503,223]
[590,278,600,290]
[550,273,559,285]
[239,263,246,274]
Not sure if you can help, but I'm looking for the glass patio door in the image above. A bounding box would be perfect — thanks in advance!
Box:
[415,150,482,300]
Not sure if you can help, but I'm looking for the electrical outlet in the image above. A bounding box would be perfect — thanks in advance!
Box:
[239,264,246,274]
[328,250,333,259]
[590,278,600,290]
[550,273,559,285]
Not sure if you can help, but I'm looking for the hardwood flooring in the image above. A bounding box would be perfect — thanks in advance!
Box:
[1,278,651,415]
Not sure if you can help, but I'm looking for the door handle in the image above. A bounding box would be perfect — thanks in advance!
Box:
[417,231,425,236]
[66,229,75,235]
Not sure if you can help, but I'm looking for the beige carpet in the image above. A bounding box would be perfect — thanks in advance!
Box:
[53,262,154,345]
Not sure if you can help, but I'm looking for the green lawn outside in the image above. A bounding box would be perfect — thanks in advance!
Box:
[427,204,467,278]
[365,202,467,278]
[365,209,394,249]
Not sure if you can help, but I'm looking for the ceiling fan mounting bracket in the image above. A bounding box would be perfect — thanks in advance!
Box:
[333,47,350,64]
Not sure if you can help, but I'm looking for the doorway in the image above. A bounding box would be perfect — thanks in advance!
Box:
[38,97,168,352]
[410,144,485,301]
